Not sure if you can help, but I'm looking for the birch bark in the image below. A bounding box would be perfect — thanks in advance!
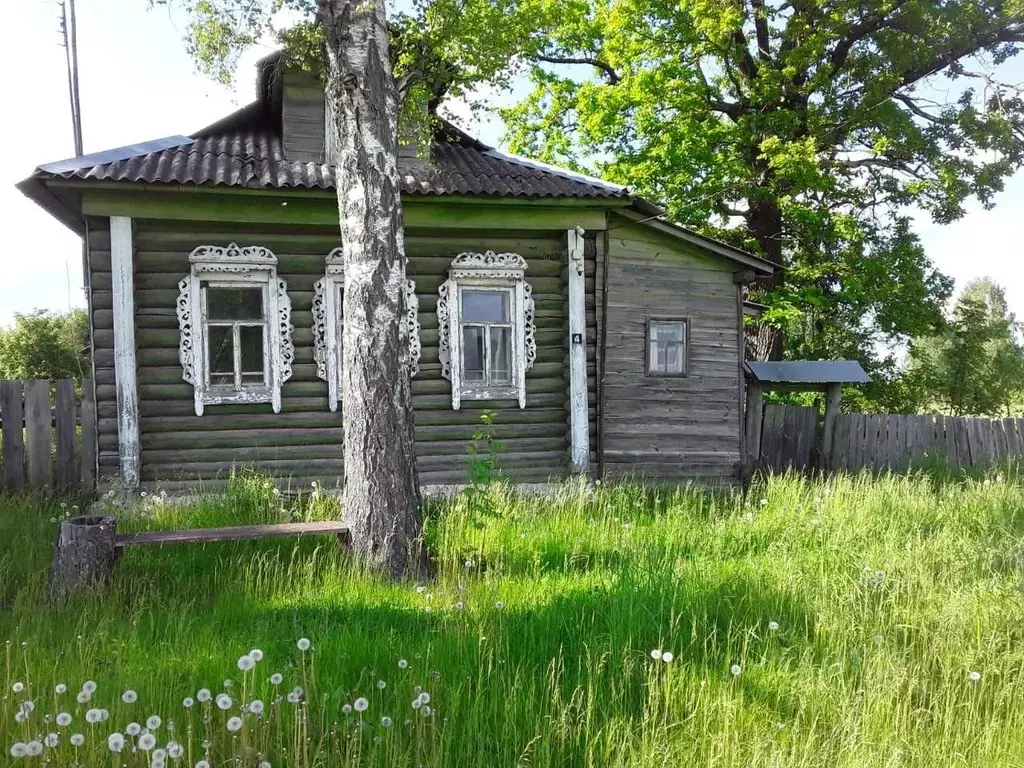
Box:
[317,0,423,577]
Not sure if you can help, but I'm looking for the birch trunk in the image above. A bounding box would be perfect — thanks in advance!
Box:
[318,0,423,577]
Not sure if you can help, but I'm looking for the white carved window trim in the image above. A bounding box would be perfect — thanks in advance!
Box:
[437,251,536,410]
[313,247,421,412]
[176,243,294,416]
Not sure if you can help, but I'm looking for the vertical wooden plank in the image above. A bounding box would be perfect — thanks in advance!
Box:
[886,414,900,471]
[835,413,850,471]
[943,415,959,470]
[849,413,863,471]
[994,418,1009,462]
[111,215,140,490]
[969,418,986,468]
[953,417,970,469]
[1006,418,1023,458]
[55,380,76,490]
[821,383,842,470]
[24,380,52,489]
[567,228,590,472]
[0,381,26,491]
[80,377,97,491]
[744,381,763,471]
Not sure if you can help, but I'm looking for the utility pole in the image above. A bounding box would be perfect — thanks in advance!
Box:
[59,0,83,156]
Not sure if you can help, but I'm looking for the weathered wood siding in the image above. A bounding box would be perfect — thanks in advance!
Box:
[601,216,744,481]
[89,219,592,490]
[282,70,326,163]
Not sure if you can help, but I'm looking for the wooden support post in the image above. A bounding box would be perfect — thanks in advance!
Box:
[744,380,764,472]
[567,227,590,472]
[48,514,118,600]
[821,382,842,470]
[111,216,140,490]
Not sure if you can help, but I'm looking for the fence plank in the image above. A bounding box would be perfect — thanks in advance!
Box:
[0,381,26,491]
[80,378,96,491]
[994,418,1009,461]
[942,415,958,469]
[24,380,52,489]
[55,380,77,490]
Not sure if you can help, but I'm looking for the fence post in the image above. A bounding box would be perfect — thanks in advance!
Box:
[744,381,763,473]
[25,380,52,489]
[0,381,26,491]
[820,383,842,469]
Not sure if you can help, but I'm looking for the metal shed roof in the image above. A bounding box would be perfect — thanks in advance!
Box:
[744,360,871,385]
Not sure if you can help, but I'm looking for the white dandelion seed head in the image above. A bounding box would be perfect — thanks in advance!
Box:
[152,747,168,763]
[195,761,211,768]
[226,716,243,732]
[495,601,504,609]
[418,692,431,705]
[297,638,311,651]
[167,741,184,758]
[14,709,27,723]
[258,763,271,768]
[873,635,885,645]
[398,659,408,669]
[969,671,981,683]
[182,697,194,709]
[147,715,162,730]
[381,715,393,727]
[26,741,42,756]
[810,518,821,526]
[85,708,102,724]
[10,743,28,758]
[420,705,432,718]
[411,698,422,710]
[100,708,110,721]
[76,690,91,704]
[82,681,97,694]
[249,699,264,715]
[138,733,156,751]
[126,723,142,736]
[12,682,24,693]
[454,601,464,610]
[44,733,59,748]
[215,694,232,711]
[768,621,780,632]
[416,585,426,593]
[269,672,284,686]
[122,689,138,704]
[341,704,352,714]
[56,712,72,727]
[107,732,126,753]
[354,697,369,712]
[237,655,255,671]
[249,649,263,662]
[650,649,663,660]
[223,679,233,689]
[286,692,299,704]
[70,733,85,747]
[661,652,674,663]
[196,688,211,702]
[20,700,35,714]
[54,683,67,694]
[730,664,742,676]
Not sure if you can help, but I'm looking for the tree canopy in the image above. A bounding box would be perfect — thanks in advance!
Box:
[0,309,90,384]
[501,0,1024,374]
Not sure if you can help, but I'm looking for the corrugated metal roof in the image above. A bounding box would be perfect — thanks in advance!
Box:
[31,129,631,200]
[745,360,871,384]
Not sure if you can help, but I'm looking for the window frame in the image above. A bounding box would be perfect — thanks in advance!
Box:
[201,280,270,391]
[176,243,294,416]
[438,251,537,410]
[313,247,421,412]
[645,317,690,378]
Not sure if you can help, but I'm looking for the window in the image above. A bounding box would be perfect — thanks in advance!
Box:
[313,248,421,412]
[647,319,689,376]
[176,243,294,416]
[438,251,537,410]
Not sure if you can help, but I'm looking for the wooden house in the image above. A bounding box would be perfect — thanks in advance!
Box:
[17,54,773,492]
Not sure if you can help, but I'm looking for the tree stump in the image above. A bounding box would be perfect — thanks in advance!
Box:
[49,515,118,600]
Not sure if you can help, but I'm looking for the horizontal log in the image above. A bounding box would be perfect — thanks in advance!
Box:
[117,521,349,548]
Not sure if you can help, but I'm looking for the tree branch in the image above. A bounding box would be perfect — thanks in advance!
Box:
[749,0,771,61]
[535,54,621,84]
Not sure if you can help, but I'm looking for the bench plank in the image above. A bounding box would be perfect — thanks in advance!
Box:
[116,521,349,548]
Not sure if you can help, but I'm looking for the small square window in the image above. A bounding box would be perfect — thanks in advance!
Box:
[647,319,688,376]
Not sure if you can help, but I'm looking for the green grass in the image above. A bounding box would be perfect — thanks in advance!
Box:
[3,469,1024,766]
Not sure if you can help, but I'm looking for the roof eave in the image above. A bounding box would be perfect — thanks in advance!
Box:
[16,176,84,235]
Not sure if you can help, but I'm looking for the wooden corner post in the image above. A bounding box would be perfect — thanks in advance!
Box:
[567,227,590,472]
[110,216,140,490]
[821,382,843,469]
[744,380,764,473]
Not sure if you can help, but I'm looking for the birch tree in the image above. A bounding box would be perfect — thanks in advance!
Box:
[164,0,541,576]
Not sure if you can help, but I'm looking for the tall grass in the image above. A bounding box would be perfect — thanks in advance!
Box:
[2,469,1024,766]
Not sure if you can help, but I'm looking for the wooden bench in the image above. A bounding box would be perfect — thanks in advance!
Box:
[49,516,350,600]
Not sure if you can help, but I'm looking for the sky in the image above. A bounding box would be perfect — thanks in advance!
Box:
[1,0,1021,335]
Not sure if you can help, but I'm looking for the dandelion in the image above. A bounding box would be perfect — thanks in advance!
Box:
[873,635,885,645]
[85,708,102,724]
[249,649,264,662]
[147,715,162,730]
[183,697,194,709]
[70,734,85,747]
[10,743,28,758]
[122,689,138,704]
[270,673,283,685]
[223,679,233,689]
[26,741,43,756]
[15,709,27,723]
[768,621,780,632]
[398,659,408,669]
[153,747,168,762]
[730,664,742,676]
[196,688,211,703]
[54,684,67,694]
[82,681,97,694]
[238,655,255,671]
[342,704,352,714]
[20,700,35,713]
[138,733,157,751]
[44,733,59,748]
[465,559,474,568]
[650,649,663,660]
[12,682,24,693]
[100,708,110,721]
[249,699,264,715]
[226,716,243,732]
[418,692,431,705]
[216,694,232,711]
[454,601,464,610]
[259,763,271,768]
[76,690,91,704]
[495,600,504,609]
[108,733,126,753]
[381,715,393,727]
[969,671,981,683]
[411,698,422,710]
[662,652,674,663]
[167,742,184,759]
[196,762,211,768]
[354,697,369,712]
[416,586,426,594]
[297,638,311,651]
[420,705,432,718]
[56,712,72,727]
[126,723,142,736]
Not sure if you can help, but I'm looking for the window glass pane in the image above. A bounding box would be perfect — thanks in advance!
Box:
[463,325,485,382]
[462,290,509,323]
[208,325,234,376]
[238,325,265,380]
[651,321,685,343]
[490,327,511,384]
[206,286,264,321]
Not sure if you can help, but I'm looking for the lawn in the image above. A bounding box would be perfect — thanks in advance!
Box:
[3,469,1024,767]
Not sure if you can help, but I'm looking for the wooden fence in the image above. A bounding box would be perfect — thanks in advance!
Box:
[0,378,96,492]
[758,404,1024,473]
